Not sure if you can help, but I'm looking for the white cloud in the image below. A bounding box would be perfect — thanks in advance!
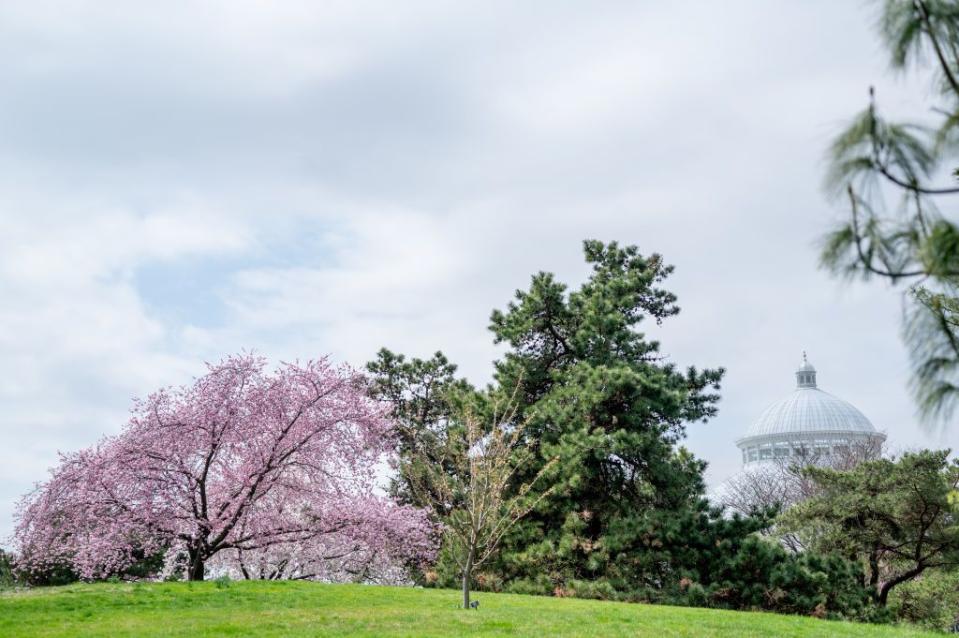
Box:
[0,196,258,539]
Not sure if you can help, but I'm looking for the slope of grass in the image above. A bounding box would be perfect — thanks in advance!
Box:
[0,581,941,637]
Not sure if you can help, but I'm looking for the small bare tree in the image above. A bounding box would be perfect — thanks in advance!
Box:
[722,438,886,514]
[718,439,885,552]
[721,462,796,516]
[407,392,556,609]
[720,438,886,551]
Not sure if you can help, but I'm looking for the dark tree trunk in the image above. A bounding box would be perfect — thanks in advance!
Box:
[189,559,205,581]
[868,550,880,600]
[878,566,926,606]
[878,585,890,607]
[462,547,474,610]
[187,548,206,581]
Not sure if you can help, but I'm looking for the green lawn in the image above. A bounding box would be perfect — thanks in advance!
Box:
[0,581,942,637]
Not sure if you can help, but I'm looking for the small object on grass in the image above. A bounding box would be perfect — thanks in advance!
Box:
[470,600,479,609]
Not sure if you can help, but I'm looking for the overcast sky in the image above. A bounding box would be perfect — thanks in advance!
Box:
[0,0,952,543]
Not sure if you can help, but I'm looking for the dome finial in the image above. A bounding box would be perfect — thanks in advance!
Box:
[796,351,816,388]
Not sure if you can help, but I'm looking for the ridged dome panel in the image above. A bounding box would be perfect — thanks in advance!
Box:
[743,387,876,438]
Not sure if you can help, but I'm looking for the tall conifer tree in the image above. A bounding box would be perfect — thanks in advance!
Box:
[485,240,725,589]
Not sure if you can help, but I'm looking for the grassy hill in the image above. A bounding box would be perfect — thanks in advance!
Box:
[0,581,942,637]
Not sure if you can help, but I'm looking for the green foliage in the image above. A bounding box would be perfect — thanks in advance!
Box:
[122,548,167,581]
[890,570,959,631]
[905,288,959,422]
[824,106,935,198]
[780,451,959,606]
[820,0,959,427]
[0,550,15,589]
[366,349,473,457]
[366,348,476,505]
[517,505,879,621]
[16,558,79,587]
[878,1,959,82]
[687,539,881,621]
[482,241,725,591]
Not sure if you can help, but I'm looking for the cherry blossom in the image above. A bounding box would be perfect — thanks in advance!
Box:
[14,353,436,581]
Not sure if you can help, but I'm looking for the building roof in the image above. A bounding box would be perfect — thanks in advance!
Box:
[737,354,880,443]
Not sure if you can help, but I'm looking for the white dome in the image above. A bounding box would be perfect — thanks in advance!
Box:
[743,386,876,438]
[735,353,885,466]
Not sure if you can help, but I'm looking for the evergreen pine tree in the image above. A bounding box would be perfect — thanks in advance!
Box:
[484,240,726,591]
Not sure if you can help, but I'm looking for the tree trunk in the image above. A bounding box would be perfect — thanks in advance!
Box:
[868,548,880,591]
[877,584,890,607]
[878,566,926,606]
[187,549,205,581]
[462,547,474,609]
[238,549,251,580]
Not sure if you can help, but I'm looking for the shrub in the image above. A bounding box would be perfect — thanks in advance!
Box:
[505,575,554,597]
[890,570,959,632]
[653,536,881,621]
[15,558,78,587]
[564,579,618,601]
[0,550,15,589]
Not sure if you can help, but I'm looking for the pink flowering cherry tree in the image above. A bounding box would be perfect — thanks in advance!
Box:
[207,494,436,582]
[14,353,436,581]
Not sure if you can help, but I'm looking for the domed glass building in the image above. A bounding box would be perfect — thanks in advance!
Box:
[736,353,885,466]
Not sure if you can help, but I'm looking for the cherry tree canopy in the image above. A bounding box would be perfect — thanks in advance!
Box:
[14,354,435,581]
